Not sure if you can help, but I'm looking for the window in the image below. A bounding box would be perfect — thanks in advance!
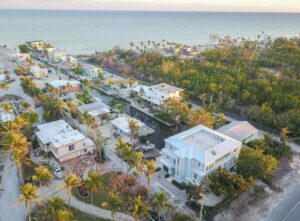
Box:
[177,158,180,165]
[173,159,176,165]
[84,148,87,153]
[176,171,179,176]
[194,173,197,180]
[197,162,201,167]
[166,155,170,160]
[68,144,75,151]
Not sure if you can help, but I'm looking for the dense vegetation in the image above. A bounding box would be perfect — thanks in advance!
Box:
[91,37,300,141]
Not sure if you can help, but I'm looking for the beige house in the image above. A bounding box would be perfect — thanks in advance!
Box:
[30,65,48,79]
[35,120,96,162]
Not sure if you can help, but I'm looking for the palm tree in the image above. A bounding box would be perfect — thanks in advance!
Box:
[128,119,139,145]
[20,101,31,113]
[11,143,29,182]
[57,209,74,221]
[0,82,9,96]
[280,127,289,147]
[116,137,126,171]
[66,100,77,117]
[85,171,102,205]
[47,196,65,221]
[92,130,105,162]
[55,99,66,119]
[192,187,206,221]
[59,173,82,209]
[132,195,150,221]
[152,191,171,221]
[32,165,52,189]
[145,160,156,193]
[80,111,94,136]
[107,190,122,220]
[17,183,40,221]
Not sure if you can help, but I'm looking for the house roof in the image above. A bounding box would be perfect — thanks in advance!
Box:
[36,120,86,148]
[133,83,182,106]
[78,102,110,116]
[217,121,258,142]
[49,80,80,89]
[165,125,241,164]
[111,116,143,135]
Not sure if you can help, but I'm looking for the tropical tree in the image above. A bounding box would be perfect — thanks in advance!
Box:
[145,160,156,193]
[59,173,82,209]
[280,127,289,147]
[107,190,122,220]
[57,209,74,221]
[80,111,94,135]
[32,165,52,189]
[128,119,139,145]
[47,196,65,221]
[20,101,31,113]
[152,191,171,221]
[132,195,150,221]
[85,171,102,205]
[11,142,29,182]
[66,100,77,117]
[191,187,206,221]
[0,82,9,95]
[17,183,40,221]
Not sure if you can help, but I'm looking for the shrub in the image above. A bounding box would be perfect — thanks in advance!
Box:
[172,180,187,190]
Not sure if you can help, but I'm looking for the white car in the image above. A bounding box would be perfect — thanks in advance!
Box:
[53,166,64,179]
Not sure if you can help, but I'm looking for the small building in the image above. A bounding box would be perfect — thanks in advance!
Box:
[78,101,110,118]
[49,80,81,93]
[111,115,154,137]
[30,65,48,79]
[59,56,77,67]
[217,121,258,143]
[133,83,183,108]
[49,48,65,60]
[82,64,103,79]
[15,53,31,63]
[35,120,96,162]
[26,40,45,51]
[158,124,241,185]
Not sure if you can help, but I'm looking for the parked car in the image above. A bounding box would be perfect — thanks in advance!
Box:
[53,166,64,179]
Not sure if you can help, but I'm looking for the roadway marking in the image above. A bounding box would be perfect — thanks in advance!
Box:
[282,200,300,221]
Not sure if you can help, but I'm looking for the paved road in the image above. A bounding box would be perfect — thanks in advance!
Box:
[0,159,26,221]
[267,181,300,221]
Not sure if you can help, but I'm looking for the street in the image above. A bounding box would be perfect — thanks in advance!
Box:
[267,182,300,221]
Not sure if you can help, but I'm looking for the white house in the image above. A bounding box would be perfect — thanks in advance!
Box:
[158,125,241,185]
[217,121,258,143]
[30,65,48,79]
[49,80,81,92]
[133,83,183,108]
[48,48,65,60]
[111,115,154,137]
[78,101,110,118]
[59,56,77,67]
[35,120,96,162]
[82,64,103,79]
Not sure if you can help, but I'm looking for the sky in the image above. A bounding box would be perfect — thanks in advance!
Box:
[0,0,300,12]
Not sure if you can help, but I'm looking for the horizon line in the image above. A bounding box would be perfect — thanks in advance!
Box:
[0,8,300,13]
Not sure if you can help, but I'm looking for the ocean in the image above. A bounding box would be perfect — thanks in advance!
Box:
[0,10,299,54]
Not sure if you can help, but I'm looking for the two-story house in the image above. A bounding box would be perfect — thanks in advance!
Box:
[35,120,96,162]
[158,125,241,185]
[133,83,183,109]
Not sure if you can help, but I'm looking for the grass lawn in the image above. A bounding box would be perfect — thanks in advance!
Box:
[72,172,123,211]
[33,206,111,221]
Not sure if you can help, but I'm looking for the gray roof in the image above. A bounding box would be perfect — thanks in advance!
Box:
[217,121,258,142]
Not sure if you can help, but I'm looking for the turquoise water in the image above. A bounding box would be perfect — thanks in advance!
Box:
[0,10,299,54]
